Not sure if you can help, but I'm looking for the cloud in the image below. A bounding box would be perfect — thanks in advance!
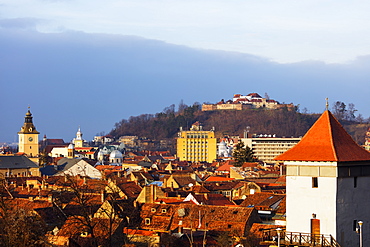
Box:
[0,18,43,30]
[1,29,369,143]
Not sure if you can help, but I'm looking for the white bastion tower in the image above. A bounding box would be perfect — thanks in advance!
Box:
[275,110,370,246]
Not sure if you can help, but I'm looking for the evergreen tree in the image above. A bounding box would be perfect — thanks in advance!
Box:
[232,140,256,167]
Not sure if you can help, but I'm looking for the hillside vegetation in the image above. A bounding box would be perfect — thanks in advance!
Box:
[110,103,369,145]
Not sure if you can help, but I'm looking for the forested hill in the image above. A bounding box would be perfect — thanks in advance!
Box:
[110,103,369,144]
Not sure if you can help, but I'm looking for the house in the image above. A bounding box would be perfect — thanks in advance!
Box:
[140,203,261,242]
[183,193,235,206]
[105,179,142,200]
[0,155,40,177]
[163,173,201,189]
[123,228,160,247]
[51,216,124,246]
[240,192,285,223]
[202,180,252,200]
[40,158,102,179]
[136,184,166,204]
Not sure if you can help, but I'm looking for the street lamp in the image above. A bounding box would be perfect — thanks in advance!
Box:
[358,221,363,247]
[276,228,282,247]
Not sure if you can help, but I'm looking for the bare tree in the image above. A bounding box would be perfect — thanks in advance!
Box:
[0,177,48,247]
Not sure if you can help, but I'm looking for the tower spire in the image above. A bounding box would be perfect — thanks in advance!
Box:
[325,98,329,111]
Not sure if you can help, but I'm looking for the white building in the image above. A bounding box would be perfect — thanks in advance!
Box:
[275,110,370,246]
[241,135,301,164]
[55,158,102,179]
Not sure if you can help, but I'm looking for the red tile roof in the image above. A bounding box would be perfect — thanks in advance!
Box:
[205,176,235,182]
[140,203,259,234]
[275,111,370,162]
[215,162,235,172]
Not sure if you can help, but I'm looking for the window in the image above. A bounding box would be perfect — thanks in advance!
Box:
[145,218,151,225]
[151,208,156,212]
[354,177,358,188]
[162,209,167,213]
[312,177,318,188]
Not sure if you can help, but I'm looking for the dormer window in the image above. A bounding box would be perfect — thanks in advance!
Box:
[162,209,167,213]
[145,218,151,225]
[151,208,156,212]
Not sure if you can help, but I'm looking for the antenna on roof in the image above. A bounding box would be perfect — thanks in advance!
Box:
[325,98,329,111]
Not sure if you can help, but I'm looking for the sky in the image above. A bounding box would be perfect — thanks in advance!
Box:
[1,0,370,143]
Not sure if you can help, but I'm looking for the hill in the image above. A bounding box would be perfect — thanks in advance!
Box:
[110,103,370,144]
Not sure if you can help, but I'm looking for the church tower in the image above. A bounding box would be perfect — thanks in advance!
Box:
[275,110,370,246]
[18,108,40,157]
[73,127,84,148]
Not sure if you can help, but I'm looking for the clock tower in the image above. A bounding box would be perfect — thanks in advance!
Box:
[18,108,40,157]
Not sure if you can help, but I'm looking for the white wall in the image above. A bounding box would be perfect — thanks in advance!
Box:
[286,175,337,236]
[51,147,68,157]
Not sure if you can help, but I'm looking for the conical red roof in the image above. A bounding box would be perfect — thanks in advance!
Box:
[275,111,370,162]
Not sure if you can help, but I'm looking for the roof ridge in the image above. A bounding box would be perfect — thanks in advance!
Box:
[328,111,338,161]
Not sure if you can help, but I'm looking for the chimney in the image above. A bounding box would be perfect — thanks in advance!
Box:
[151,184,155,203]
[101,190,105,203]
[178,220,183,234]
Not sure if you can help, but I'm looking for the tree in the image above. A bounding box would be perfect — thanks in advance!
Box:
[346,103,357,121]
[177,99,188,114]
[0,177,48,247]
[332,101,347,120]
[232,141,256,167]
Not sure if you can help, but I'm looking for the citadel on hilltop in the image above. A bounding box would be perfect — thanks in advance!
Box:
[202,92,295,111]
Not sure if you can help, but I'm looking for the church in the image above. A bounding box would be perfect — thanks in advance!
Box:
[275,109,370,246]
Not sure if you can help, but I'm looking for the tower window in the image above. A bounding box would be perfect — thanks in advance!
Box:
[312,177,318,188]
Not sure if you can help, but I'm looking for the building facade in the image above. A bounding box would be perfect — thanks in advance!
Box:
[241,135,301,164]
[202,93,294,111]
[364,127,370,151]
[176,122,217,163]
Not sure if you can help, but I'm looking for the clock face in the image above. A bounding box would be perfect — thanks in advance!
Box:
[28,137,33,142]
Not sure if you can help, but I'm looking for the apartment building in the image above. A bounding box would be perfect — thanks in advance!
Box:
[241,134,301,164]
[176,122,217,163]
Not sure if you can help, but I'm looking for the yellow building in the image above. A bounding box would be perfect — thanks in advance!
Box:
[176,122,217,163]
[18,108,40,158]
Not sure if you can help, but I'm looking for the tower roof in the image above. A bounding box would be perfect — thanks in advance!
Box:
[274,110,370,162]
[18,109,39,134]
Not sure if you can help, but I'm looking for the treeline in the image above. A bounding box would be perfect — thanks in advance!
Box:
[110,102,369,144]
